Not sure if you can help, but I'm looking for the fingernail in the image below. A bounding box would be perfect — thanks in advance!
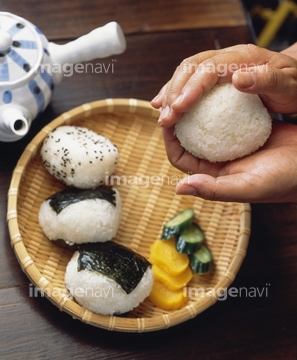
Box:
[158,105,170,123]
[172,94,183,106]
[234,71,256,89]
[151,93,161,103]
[176,184,197,196]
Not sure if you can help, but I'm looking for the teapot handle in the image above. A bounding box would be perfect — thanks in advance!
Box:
[48,21,126,81]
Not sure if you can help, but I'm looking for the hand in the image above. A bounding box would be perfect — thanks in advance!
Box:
[152,43,297,127]
[166,120,297,203]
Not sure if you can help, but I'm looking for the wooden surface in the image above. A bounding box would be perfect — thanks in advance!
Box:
[0,1,296,359]
[0,0,247,40]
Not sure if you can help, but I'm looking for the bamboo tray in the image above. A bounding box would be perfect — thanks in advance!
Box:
[7,98,251,332]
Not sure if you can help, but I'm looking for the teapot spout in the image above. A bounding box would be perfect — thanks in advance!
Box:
[0,105,31,142]
[48,22,126,84]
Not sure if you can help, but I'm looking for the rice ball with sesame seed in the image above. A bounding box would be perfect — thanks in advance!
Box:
[41,125,119,189]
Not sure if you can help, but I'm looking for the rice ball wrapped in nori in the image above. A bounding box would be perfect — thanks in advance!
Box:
[38,186,121,246]
[174,83,272,163]
[41,125,119,189]
[65,242,154,315]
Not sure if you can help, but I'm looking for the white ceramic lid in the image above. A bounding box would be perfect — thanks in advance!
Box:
[0,12,43,87]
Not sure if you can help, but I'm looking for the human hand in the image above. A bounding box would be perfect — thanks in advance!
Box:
[151,43,297,127]
[165,120,297,203]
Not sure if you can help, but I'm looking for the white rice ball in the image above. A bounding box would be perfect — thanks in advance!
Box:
[65,251,154,315]
[39,188,122,245]
[41,125,119,188]
[174,83,272,162]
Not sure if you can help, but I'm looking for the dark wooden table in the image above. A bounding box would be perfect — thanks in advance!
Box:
[1,1,296,359]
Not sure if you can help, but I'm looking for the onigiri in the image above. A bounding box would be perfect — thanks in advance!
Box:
[41,125,119,188]
[38,186,122,246]
[174,83,272,162]
[65,242,154,315]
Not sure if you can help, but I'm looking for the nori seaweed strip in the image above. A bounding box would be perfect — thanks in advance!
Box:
[49,186,116,214]
[77,242,151,294]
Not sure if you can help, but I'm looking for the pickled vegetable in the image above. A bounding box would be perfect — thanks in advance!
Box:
[151,264,192,291]
[148,280,188,310]
[190,245,212,274]
[175,222,205,254]
[149,239,189,276]
[161,208,194,240]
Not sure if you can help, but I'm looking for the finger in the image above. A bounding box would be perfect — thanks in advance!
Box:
[232,65,282,93]
[170,63,220,112]
[162,44,255,109]
[159,61,219,125]
[280,42,297,57]
[162,127,224,175]
[171,44,271,113]
[232,65,297,113]
[161,126,188,171]
[158,107,183,127]
[162,126,204,174]
[175,173,268,203]
[151,83,169,109]
[161,46,245,111]
[161,50,222,108]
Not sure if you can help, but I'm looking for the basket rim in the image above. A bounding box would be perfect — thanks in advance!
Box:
[7,98,251,332]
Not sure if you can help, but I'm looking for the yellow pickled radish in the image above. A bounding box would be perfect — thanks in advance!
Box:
[152,264,192,291]
[149,280,188,311]
[149,238,189,276]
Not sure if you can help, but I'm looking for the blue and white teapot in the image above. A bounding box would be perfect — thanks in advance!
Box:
[0,12,126,141]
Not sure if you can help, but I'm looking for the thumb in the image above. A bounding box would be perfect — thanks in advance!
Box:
[232,65,286,96]
[232,65,297,113]
[176,173,262,203]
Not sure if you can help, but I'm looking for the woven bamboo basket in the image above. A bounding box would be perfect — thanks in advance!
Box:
[7,98,251,332]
